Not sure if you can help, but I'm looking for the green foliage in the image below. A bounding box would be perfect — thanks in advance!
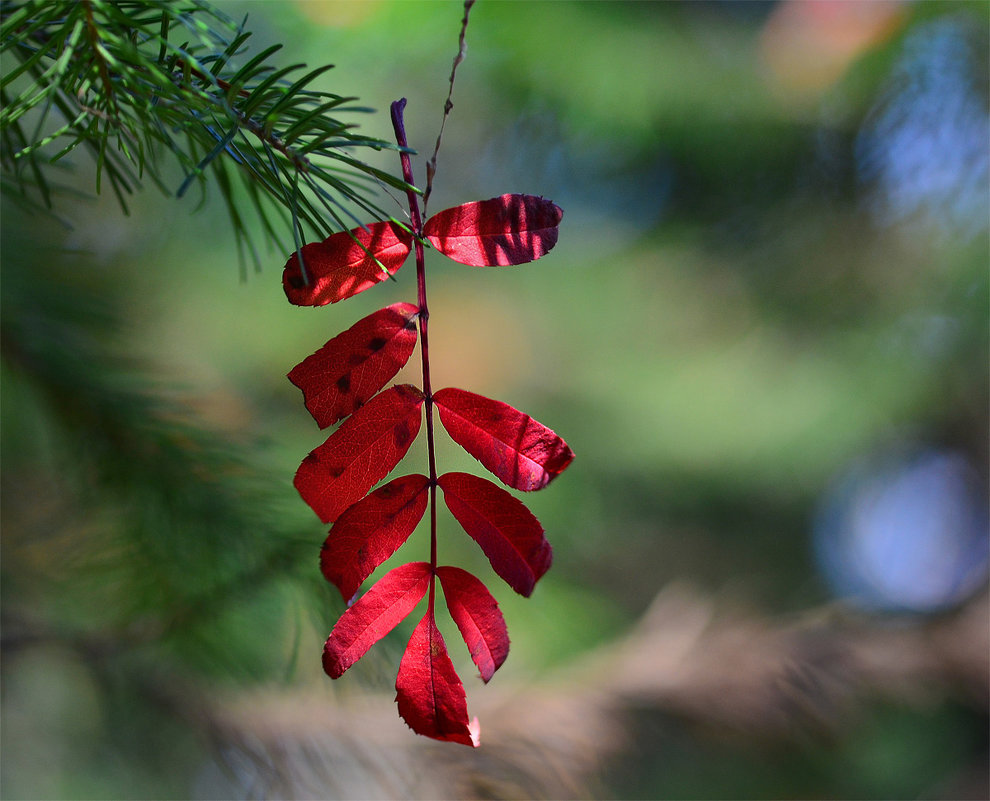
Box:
[0,217,324,664]
[0,0,407,267]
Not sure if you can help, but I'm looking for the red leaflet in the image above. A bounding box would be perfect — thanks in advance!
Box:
[323,561,431,678]
[295,385,424,524]
[437,472,551,597]
[433,388,574,491]
[437,566,509,682]
[288,303,419,428]
[395,611,480,747]
[321,474,430,601]
[283,221,412,306]
[423,194,563,267]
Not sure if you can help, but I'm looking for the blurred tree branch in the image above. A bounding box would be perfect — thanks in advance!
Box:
[165,584,990,799]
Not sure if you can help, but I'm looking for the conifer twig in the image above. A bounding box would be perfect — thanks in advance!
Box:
[0,0,407,269]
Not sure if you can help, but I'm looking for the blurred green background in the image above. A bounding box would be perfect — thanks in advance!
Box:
[2,1,988,798]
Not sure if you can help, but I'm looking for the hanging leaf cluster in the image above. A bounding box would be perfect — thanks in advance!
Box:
[285,102,571,745]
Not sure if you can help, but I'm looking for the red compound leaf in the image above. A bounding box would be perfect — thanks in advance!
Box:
[433,388,574,491]
[295,385,424,524]
[283,221,412,306]
[395,610,480,747]
[289,303,419,428]
[423,194,563,267]
[323,561,432,679]
[438,472,551,597]
[321,474,430,602]
[289,99,573,748]
[437,565,509,682]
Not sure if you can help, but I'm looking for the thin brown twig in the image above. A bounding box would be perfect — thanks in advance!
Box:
[81,0,119,119]
[171,59,312,173]
[422,0,475,214]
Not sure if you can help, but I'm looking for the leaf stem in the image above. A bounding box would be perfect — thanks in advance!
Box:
[390,99,438,602]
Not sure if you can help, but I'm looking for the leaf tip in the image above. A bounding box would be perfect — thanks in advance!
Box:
[322,637,345,679]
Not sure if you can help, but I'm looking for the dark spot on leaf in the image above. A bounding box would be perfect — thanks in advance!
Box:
[288,272,305,289]
[393,421,412,449]
[369,337,387,352]
[336,375,351,393]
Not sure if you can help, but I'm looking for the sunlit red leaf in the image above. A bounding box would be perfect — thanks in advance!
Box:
[288,303,420,428]
[295,385,424,524]
[321,474,430,601]
[437,472,551,597]
[323,561,431,679]
[395,610,480,747]
[433,388,574,491]
[283,221,412,305]
[437,566,509,682]
[423,194,563,267]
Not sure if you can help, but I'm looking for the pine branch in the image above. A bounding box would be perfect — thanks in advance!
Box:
[0,0,406,268]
